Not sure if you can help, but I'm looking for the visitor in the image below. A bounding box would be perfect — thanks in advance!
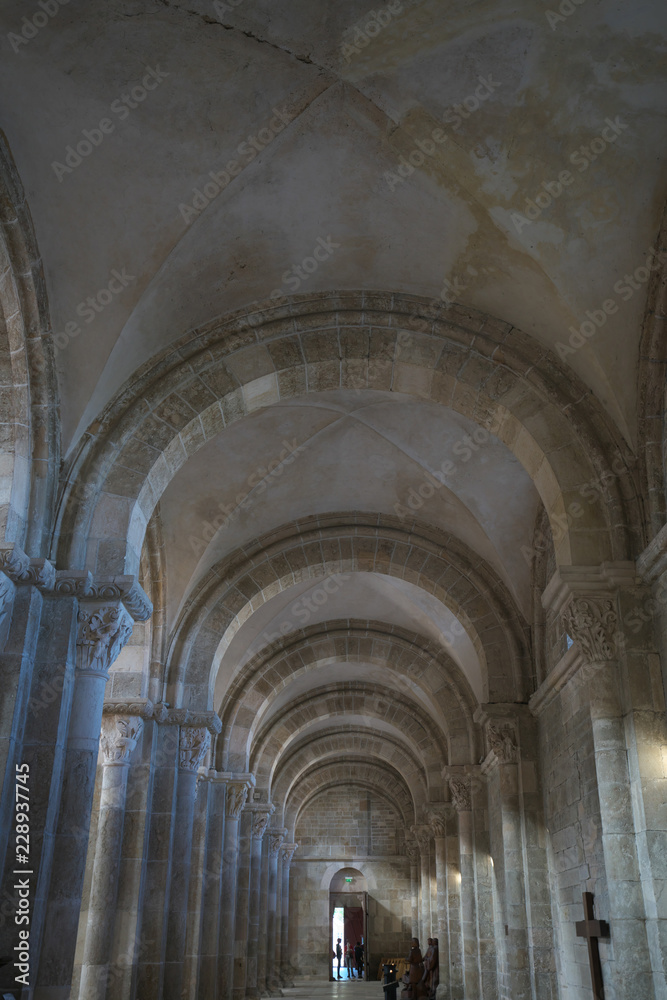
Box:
[335,938,343,979]
[354,940,364,979]
[345,940,355,978]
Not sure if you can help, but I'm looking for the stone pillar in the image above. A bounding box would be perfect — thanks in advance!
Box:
[266,828,286,993]
[256,829,271,996]
[449,776,479,1000]
[406,838,420,936]
[163,724,212,1000]
[279,843,298,985]
[232,808,253,1000]
[426,809,451,1000]
[219,777,251,1000]
[184,771,212,1000]
[36,599,140,999]
[197,773,227,999]
[414,825,432,944]
[245,806,272,999]
[78,714,143,1000]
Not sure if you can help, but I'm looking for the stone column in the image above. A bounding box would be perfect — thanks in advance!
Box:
[426,809,451,1000]
[414,825,432,944]
[232,808,253,1000]
[256,829,271,995]
[184,771,211,1000]
[78,714,143,1000]
[245,806,272,999]
[197,773,227,999]
[279,843,298,985]
[266,828,286,993]
[406,838,420,936]
[218,777,251,1000]
[449,776,479,1000]
[36,598,141,999]
[163,724,212,1000]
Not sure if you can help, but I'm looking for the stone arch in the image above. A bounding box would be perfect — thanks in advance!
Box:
[247,682,449,789]
[0,132,58,556]
[319,862,378,893]
[269,728,429,815]
[218,620,479,769]
[286,758,416,836]
[54,293,641,578]
[168,515,530,709]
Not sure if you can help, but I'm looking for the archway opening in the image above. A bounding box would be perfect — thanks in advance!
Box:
[330,868,369,982]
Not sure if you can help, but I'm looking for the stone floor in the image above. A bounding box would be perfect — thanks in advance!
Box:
[284,980,385,999]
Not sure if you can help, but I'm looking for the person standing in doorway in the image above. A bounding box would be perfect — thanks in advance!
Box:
[336,938,343,979]
[354,940,364,980]
[345,941,355,978]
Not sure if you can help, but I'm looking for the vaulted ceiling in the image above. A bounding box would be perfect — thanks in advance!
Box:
[3,0,665,821]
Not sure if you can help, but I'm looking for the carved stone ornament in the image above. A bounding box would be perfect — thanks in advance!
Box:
[101,716,143,764]
[561,596,618,663]
[413,824,432,852]
[280,842,298,868]
[252,811,270,840]
[179,726,211,772]
[77,605,134,675]
[487,723,518,764]
[226,781,249,819]
[268,829,286,858]
[405,839,420,865]
[449,777,472,812]
[0,571,15,631]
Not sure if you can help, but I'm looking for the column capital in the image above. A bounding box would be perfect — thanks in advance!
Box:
[77,603,134,677]
[153,704,222,735]
[0,546,153,620]
[279,842,298,868]
[247,803,274,840]
[405,837,420,865]
[0,570,15,636]
[541,562,638,616]
[103,698,154,718]
[267,828,287,858]
[448,776,472,812]
[424,805,452,838]
[226,780,251,818]
[178,726,211,772]
[100,715,143,765]
[411,823,432,853]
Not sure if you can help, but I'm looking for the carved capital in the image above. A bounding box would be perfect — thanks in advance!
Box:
[226,781,249,819]
[77,604,134,676]
[280,842,298,868]
[486,722,519,764]
[100,715,143,765]
[103,699,154,719]
[425,807,449,839]
[250,807,272,840]
[449,777,472,812]
[405,839,420,865]
[268,828,286,858]
[179,726,211,772]
[561,596,618,663]
[0,571,15,633]
[412,824,432,853]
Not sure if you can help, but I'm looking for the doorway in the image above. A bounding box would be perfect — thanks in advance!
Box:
[329,867,369,981]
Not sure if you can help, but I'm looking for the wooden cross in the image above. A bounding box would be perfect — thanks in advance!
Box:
[575,891,609,1000]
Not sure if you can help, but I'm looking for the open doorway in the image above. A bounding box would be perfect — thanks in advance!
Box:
[329,868,369,981]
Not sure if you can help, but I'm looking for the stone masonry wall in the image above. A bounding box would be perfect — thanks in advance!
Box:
[291,785,411,978]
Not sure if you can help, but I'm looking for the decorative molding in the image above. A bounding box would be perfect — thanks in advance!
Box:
[103,699,155,719]
[424,806,450,838]
[561,596,618,663]
[77,605,134,676]
[542,563,637,616]
[412,824,432,853]
[449,777,472,812]
[152,704,222,735]
[100,716,143,764]
[248,805,273,840]
[486,722,519,764]
[405,839,420,865]
[0,571,16,632]
[529,644,585,716]
[0,548,152,621]
[179,726,211,772]
[268,828,286,858]
[226,781,249,819]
